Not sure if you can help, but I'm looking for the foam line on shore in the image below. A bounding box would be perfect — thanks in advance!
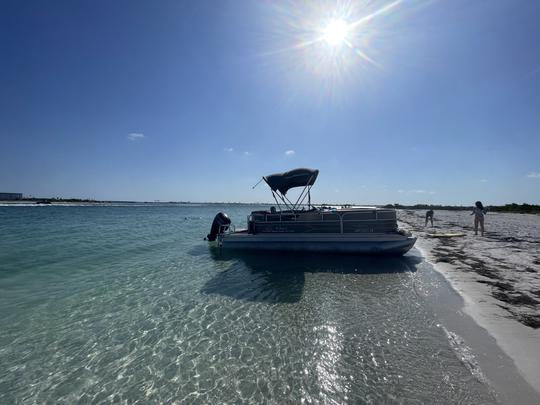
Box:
[412,243,540,404]
[401,211,540,399]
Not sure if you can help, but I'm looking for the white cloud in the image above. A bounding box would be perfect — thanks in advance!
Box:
[224,147,234,152]
[527,172,540,178]
[285,150,295,156]
[127,132,145,141]
[244,151,252,156]
[480,179,488,182]
[399,189,436,194]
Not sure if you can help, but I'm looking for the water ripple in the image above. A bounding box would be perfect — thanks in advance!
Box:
[0,206,498,403]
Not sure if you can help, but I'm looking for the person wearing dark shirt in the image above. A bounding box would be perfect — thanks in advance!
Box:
[425,209,434,227]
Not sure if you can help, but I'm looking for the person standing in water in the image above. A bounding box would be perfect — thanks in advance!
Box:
[471,201,486,236]
[425,209,434,227]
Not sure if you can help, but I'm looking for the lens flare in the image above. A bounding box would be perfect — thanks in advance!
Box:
[322,19,349,47]
[258,0,405,100]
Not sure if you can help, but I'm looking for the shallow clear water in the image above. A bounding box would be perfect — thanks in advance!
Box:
[0,205,498,403]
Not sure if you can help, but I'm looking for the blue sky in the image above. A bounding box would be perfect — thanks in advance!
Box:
[1,0,539,204]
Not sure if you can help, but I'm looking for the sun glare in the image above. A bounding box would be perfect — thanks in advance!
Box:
[322,19,349,46]
[263,0,403,90]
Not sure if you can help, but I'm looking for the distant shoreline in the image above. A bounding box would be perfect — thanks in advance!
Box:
[385,203,540,214]
[0,199,273,206]
[2,199,539,213]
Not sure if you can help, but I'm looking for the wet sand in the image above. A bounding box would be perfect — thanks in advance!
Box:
[399,210,540,395]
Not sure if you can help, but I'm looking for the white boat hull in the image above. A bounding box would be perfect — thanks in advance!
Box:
[218,232,416,255]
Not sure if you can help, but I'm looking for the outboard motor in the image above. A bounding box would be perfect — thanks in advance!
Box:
[206,212,231,241]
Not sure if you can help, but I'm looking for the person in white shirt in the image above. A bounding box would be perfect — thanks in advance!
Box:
[471,201,486,236]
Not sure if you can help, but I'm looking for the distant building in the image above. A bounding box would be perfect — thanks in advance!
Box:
[0,192,23,200]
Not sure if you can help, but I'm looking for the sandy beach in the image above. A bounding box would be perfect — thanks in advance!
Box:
[398,209,540,394]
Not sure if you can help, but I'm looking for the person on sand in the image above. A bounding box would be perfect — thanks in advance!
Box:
[425,209,434,227]
[471,201,487,236]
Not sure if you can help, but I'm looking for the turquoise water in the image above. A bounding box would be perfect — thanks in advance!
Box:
[0,205,498,403]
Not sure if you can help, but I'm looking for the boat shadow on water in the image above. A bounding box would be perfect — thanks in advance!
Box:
[200,247,423,304]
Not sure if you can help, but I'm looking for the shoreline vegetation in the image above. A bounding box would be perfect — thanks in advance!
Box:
[385,203,540,214]
[3,198,540,213]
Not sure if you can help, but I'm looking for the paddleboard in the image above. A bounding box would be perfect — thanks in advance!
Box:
[426,232,466,238]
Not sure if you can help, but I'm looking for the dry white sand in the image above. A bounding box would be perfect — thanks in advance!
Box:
[399,209,540,395]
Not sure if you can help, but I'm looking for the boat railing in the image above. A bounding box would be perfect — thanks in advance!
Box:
[219,223,235,234]
[250,210,395,223]
[248,210,397,234]
[249,212,340,224]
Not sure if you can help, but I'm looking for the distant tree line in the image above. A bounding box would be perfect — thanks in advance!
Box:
[384,203,540,214]
[488,203,540,214]
[13,198,540,213]
[22,197,107,203]
[384,204,471,211]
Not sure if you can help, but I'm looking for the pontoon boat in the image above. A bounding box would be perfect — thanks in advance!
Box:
[207,168,416,255]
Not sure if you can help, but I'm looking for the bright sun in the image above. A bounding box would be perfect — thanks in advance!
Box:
[322,19,349,46]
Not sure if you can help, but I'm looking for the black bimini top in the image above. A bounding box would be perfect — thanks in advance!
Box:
[263,168,319,195]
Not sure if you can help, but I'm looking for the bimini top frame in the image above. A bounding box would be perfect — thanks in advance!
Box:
[254,168,319,212]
